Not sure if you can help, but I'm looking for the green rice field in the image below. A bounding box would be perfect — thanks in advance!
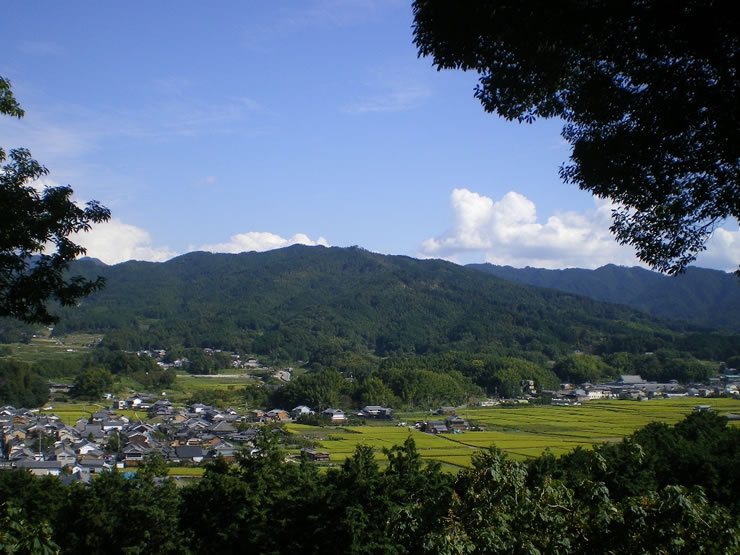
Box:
[39,403,147,425]
[4,333,99,364]
[288,397,740,471]
[173,373,254,390]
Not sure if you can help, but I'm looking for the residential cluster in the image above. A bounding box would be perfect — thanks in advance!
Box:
[0,398,395,481]
[0,399,254,482]
[549,371,740,406]
[415,407,472,434]
[247,404,392,424]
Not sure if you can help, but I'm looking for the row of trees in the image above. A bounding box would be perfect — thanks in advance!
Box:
[0,347,175,406]
[1,342,721,410]
[271,366,481,412]
[553,350,716,384]
[66,351,175,400]
[1,412,738,553]
[0,359,49,408]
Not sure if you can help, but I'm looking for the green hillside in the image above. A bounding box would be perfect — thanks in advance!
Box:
[469,263,740,331]
[43,246,737,362]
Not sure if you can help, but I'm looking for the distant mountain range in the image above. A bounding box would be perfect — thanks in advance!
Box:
[50,247,737,362]
[468,264,740,332]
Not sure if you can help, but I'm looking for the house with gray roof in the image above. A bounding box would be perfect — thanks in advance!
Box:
[15,460,63,476]
[174,445,204,464]
[322,408,346,423]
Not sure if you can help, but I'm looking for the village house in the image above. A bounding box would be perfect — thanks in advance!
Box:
[189,403,212,415]
[249,409,266,422]
[445,415,470,432]
[359,406,393,419]
[210,420,237,437]
[49,444,77,467]
[291,405,314,419]
[15,460,63,476]
[425,421,449,434]
[174,445,205,464]
[322,408,347,423]
[48,383,73,395]
[122,444,150,466]
[149,399,174,416]
[266,409,291,423]
[301,448,330,462]
[76,456,110,474]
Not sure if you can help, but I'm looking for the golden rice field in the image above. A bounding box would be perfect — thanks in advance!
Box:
[288,397,740,471]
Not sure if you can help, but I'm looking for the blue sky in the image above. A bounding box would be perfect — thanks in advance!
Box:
[2,1,737,271]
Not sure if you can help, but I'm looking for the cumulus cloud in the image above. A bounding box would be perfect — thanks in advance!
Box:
[70,224,329,265]
[198,232,329,254]
[73,219,178,265]
[695,228,740,272]
[420,188,739,272]
[26,179,176,265]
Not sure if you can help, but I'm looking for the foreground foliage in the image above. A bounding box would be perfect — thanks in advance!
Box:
[0,77,110,325]
[413,1,739,274]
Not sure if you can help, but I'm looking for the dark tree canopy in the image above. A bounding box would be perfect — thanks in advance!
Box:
[0,77,24,122]
[1,77,110,324]
[413,0,739,274]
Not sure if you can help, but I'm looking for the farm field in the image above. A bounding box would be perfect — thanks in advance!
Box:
[289,397,740,470]
[39,403,109,425]
[39,403,149,425]
[166,372,255,402]
[3,333,99,364]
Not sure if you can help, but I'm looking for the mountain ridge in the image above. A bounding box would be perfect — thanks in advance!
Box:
[468,263,740,331]
[45,246,740,363]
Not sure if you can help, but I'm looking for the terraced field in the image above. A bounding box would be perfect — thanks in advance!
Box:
[289,397,740,471]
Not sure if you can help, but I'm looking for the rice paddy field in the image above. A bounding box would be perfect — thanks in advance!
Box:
[4,333,99,364]
[288,397,740,471]
[39,403,146,425]
[172,373,253,393]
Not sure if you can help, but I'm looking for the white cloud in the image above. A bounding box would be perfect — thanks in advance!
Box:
[3,115,94,159]
[345,83,430,114]
[71,223,329,265]
[695,228,740,272]
[199,231,329,253]
[198,176,217,185]
[24,181,175,265]
[240,0,392,48]
[419,188,739,272]
[28,174,62,193]
[2,88,264,165]
[344,59,432,114]
[73,219,178,265]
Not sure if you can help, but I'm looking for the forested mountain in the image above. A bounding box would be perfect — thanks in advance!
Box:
[46,246,737,362]
[469,263,740,331]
